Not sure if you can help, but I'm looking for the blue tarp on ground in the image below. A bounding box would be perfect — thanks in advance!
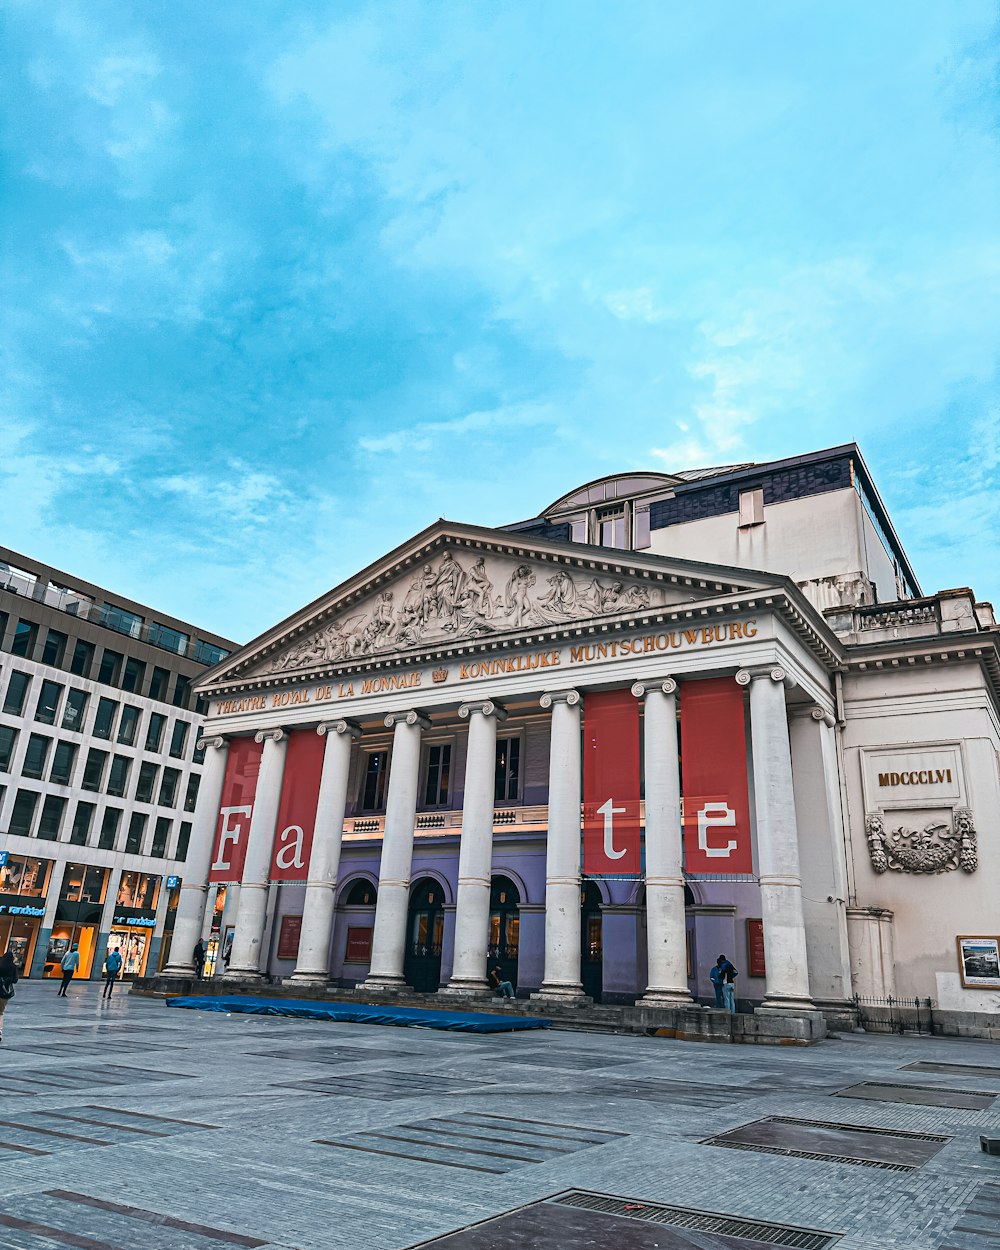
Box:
[164,995,551,1033]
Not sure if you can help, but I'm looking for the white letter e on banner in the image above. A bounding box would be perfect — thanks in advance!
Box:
[697,802,738,858]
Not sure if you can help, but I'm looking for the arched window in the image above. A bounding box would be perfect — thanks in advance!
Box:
[344,879,377,907]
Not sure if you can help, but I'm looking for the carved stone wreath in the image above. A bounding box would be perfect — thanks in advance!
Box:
[865,807,978,875]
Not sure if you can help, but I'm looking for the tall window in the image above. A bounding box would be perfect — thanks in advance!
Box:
[150,817,171,857]
[8,790,39,836]
[98,807,122,851]
[37,795,66,840]
[361,751,389,811]
[69,639,95,678]
[145,712,166,752]
[117,705,140,746]
[148,667,170,701]
[34,680,63,725]
[176,821,192,860]
[107,755,131,798]
[92,697,118,740]
[135,761,159,803]
[42,628,68,667]
[169,720,189,758]
[122,656,146,693]
[495,737,521,803]
[98,649,123,686]
[81,748,108,792]
[125,812,147,855]
[184,773,200,813]
[22,734,52,780]
[3,671,30,716]
[69,801,95,846]
[423,743,452,807]
[49,741,78,786]
[11,620,38,658]
[597,505,627,549]
[0,726,17,771]
[159,766,180,807]
[61,688,89,732]
[172,675,190,708]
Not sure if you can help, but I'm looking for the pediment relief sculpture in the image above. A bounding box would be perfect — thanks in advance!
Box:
[865,807,978,875]
[253,548,679,677]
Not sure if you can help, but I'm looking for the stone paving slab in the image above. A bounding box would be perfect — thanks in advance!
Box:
[0,984,998,1249]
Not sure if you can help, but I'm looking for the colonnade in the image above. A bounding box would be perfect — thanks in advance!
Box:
[164,668,821,1014]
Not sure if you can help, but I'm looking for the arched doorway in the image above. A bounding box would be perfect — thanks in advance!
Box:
[580,881,603,1002]
[404,878,444,993]
[488,876,520,992]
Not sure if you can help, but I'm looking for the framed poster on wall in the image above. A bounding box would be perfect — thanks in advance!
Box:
[957,936,1000,988]
[345,926,373,963]
[746,918,766,978]
[277,915,302,961]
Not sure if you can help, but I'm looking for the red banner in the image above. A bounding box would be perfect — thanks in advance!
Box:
[268,729,325,882]
[208,736,263,884]
[680,677,753,874]
[583,688,642,875]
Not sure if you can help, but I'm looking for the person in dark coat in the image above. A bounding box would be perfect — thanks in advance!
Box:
[0,950,18,1044]
[102,946,123,999]
[193,939,206,979]
[718,954,738,1011]
[710,956,725,1008]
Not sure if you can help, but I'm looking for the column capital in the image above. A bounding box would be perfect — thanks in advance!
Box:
[631,678,677,699]
[196,735,227,752]
[458,699,507,722]
[318,718,362,739]
[254,727,287,744]
[384,709,431,730]
[539,688,581,709]
[810,706,837,728]
[735,665,796,689]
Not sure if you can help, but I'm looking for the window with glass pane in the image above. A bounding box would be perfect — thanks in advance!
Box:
[149,623,189,655]
[49,741,78,786]
[69,639,95,677]
[145,712,166,751]
[183,773,200,813]
[81,748,108,792]
[124,812,147,854]
[192,736,206,764]
[98,807,122,850]
[8,790,39,836]
[3,670,30,715]
[158,767,180,807]
[148,667,170,701]
[42,629,68,667]
[172,674,190,708]
[176,821,192,860]
[34,679,63,725]
[135,761,158,803]
[495,737,521,802]
[361,751,388,810]
[117,705,140,746]
[597,506,627,549]
[37,795,65,840]
[0,726,17,772]
[150,817,170,857]
[118,871,160,908]
[92,697,118,739]
[121,656,146,693]
[99,604,142,637]
[69,801,94,846]
[423,743,452,806]
[97,649,123,686]
[193,640,229,665]
[0,784,6,814]
[22,734,52,780]
[11,620,38,658]
[0,854,50,897]
[106,755,131,798]
[0,609,7,643]
[59,863,108,903]
[169,720,189,758]
[61,688,89,732]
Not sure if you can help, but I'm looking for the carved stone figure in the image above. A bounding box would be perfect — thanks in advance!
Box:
[464,557,497,619]
[865,807,978,875]
[433,550,465,625]
[535,569,578,623]
[504,565,537,628]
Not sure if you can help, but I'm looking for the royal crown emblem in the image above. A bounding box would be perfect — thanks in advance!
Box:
[432,668,448,683]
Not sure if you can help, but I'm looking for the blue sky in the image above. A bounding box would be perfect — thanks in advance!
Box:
[2,2,998,641]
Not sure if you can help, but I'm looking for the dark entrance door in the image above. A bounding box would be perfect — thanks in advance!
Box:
[580,881,603,1003]
[404,878,444,993]
[488,876,520,991]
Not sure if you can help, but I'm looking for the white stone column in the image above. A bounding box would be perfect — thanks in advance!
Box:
[445,699,507,994]
[632,679,692,1004]
[163,737,228,977]
[224,729,288,979]
[737,667,815,1011]
[291,719,360,983]
[362,710,430,990]
[533,689,586,1001]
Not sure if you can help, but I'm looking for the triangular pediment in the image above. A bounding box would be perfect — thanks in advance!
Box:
[202,520,785,689]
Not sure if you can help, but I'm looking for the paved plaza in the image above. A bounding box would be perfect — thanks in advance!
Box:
[0,984,998,1249]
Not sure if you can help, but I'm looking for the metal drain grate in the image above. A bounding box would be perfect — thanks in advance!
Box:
[702,1115,950,1172]
[767,1115,949,1142]
[704,1138,917,1172]
[552,1192,840,1247]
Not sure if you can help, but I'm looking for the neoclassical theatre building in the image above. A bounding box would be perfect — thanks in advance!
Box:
[162,445,1000,1029]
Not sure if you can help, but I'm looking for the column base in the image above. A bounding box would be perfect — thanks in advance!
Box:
[440,978,491,998]
[288,971,330,986]
[531,983,592,1006]
[639,988,694,1006]
[360,974,409,993]
[161,963,196,979]
[756,996,820,1017]
[221,969,265,983]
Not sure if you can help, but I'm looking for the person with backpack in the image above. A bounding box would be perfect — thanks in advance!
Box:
[103,945,123,999]
[57,944,80,996]
[0,949,18,1043]
[718,953,738,1011]
[709,957,725,1007]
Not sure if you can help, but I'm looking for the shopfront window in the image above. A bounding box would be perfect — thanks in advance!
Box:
[117,872,160,910]
[48,863,109,979]
[0,853,49,973]
[0,854,52,897]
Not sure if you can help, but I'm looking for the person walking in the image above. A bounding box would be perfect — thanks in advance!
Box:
[718,954,738,1012]
[57,944,80,996]
[488,964,515,1000]
[710,957,725,1008]
[0,950,18,1044]
[192,939,206,979]
[102,946,123,999]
